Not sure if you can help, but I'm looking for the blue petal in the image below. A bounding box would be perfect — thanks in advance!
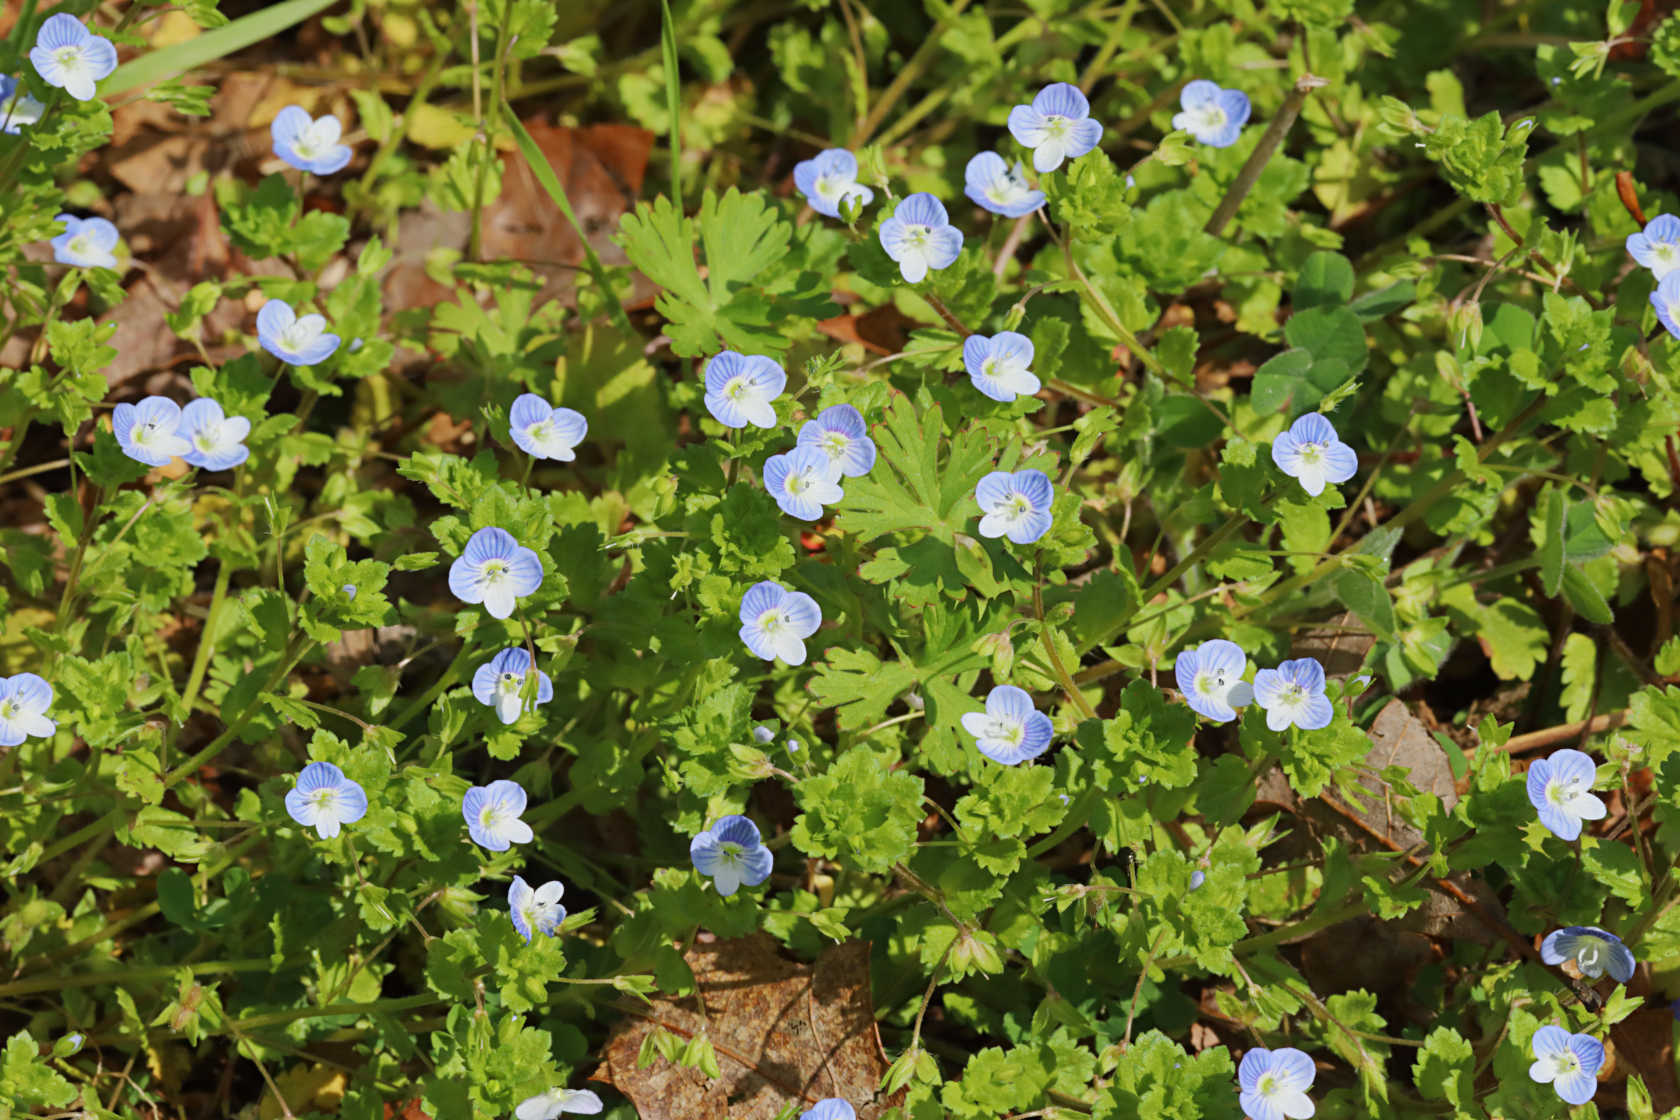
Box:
[1181,79,1222,111]
[893,192,948,229]
[36,14,90,50]
[1290,412,1338,446]
[1032,81,1089,120]
[713,814,761,847]
[739,580,786,623]
[1013,469,1054,510]
[779,591,822,637]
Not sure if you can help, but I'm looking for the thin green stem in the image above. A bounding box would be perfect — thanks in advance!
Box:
[178,559,233,723]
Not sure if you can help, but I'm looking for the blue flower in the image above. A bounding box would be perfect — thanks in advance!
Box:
[50,214,120,269]
[704,351,786,429]
[29,14,117,102]
[690,814,774,896]
[179,399,251,471]
[1189,869,1206,890]
[878,193,963,283]
[507,875,567,943]
[764,445,844,520]
[975,469,1054,544]
[270,106,353,175]
[800,1102,856,1120]
[1252,658,1333,731]
[1627,213,1680,278]
[1007,82,1104,173]
[0,673,55,747]
[795,404,876,478]
[1173,79,1251,148]
[960,685,1053,765]
[1271,412,1357,497]
[509,393,587,461]
[963,332,1041,402]
[1237,1046,1316,1120]
[738,581,822,665]
[471,646,554,725]
[793,148,874,219]
[1650,272,1680,340]
[448,527,544,620]
[256,299,341,366]
[1541,926,1635,983]
[112,396,192,466]
[283,761,369,840]
[1526,748,1606,841]
[1528,1026,1603,1106]
[752,725,775,744]
[1173,639,1254,724]
[963,152,1045,217]
[0,75,45,134]
[515,1088,603,1120]
[462,779,534,851]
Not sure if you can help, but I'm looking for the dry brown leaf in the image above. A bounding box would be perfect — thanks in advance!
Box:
[595,935,904,1120]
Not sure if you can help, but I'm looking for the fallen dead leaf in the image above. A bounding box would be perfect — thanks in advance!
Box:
[595,935,904,1120]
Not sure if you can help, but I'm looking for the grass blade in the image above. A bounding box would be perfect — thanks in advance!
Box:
[659,0,682,202]
[103,0,338,97]
[502,106,632,332]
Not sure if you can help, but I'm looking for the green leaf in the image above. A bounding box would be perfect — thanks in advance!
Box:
[1295,251,1354,309]
[832,395,999,544]
[1561,562,1613,624]
[615,188,835,357]
[1333,566,1397,640]
[1283,306,1367,375]
[1537,484,1566,595]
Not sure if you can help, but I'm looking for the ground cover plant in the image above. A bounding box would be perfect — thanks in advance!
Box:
[2,0,1680,1117]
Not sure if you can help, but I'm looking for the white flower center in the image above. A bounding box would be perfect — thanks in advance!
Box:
[480,559,508,585]
[54,46,84,75]
[903,225,930,250]
[67,234,94,259]
[786,471,808,495]
[280,320,318,350]
[498,671,522,696]
[1044,115,1070,140]
[1548,777,1581,806]
[815,174,842,200]
[1577,942,1602,971]
[718,841,743,867]
[1003,493,1031,520]
[194,426,221,452]
[758,608,784,635]
[311,788,339,814]
[1657,244,1677,266]
[0,700,16,721]
[133,421,167,447]
[725,377,750,401]
[823,432,849,458]
[1297,442,1324,465]
[1257,1073,1279,1097]
[1195,670,1228,699]
[528,418,553,441]
[292,120,336,160]
[1193,104,1228,133]
[1550,1050,1581,1078]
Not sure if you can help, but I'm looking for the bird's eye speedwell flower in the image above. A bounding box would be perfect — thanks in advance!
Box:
[509,393,588,461]
[113,396,193,467]
[975,469,1054,544]
[29,14,117,102]
[795,404,876,478]
[704,351,786,429]
[963,152,1045,218]
[50,213,120,270]
[690,814,774,897]
[1173,79,1252,149]
[0,673,55,747]
[793,148,874,219]
[1237,1046,1317,1120]
[463,779,535,851]
[507,875,567,943]
[801,1102,856,1120]
[0,75,45,134]
[1007,82,1104,173]
[878,192,963,283]
[1528,1025,1604,1106]
[515,1087,602,1120]
[1650,271,1680,341]
[1526,748,1606,841]
[1540,925,1635,983]
[764,445,845,521]
[1252,657,1333,732]
[1271,412,1357,497]
[284,761,369,840]
[179,399,252,471]
[257,299,341,366]
[961,684,1053,765]
[738,581,822,665]
[472,647,554,725]
[1627,213,1680,279]
[1174,639,1254,723]
[270,106,354,175]
[449,527,544,620]
[963,332,1041,402]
